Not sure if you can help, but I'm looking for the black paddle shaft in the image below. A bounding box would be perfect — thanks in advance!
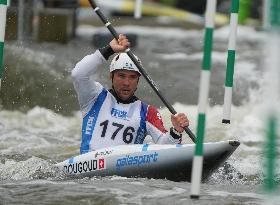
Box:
[88,0,196,143]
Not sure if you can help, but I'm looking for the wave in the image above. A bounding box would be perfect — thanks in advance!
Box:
[0,95,274,183]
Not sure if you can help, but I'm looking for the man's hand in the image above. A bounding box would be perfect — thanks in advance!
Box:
[110,34,130,53]
[171,113,189,133]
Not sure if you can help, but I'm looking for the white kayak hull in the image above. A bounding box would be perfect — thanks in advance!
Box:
[55,140,240,182]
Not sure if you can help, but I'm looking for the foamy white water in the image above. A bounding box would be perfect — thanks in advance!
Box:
[1,22,278,204]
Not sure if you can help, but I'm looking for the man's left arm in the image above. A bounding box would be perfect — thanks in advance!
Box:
[146,106,182,144]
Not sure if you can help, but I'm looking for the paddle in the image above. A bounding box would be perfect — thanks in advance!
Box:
[88,0,196,143]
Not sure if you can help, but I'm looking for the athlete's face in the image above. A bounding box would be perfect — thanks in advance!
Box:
[110,70,140,101]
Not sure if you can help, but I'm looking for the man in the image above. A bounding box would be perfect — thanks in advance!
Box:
[72,34,189,154]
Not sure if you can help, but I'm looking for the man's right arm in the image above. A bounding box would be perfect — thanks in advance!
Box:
[71,50,106,112]
[71,34,129,113]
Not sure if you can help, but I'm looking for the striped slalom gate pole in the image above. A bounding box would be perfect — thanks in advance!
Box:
[264,32,279,199]
[134,0,143,19]
[190,0,217,199]
[0,0,7,89]
[270,0,280,29]
[263,0,271,29]
[222,0,239,124]
[263,0,280,197]
[265,112,277,194]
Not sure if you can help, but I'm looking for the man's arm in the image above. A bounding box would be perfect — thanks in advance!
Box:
[71,50,106,112]
[146,105,182,144]
[71,34,130,113]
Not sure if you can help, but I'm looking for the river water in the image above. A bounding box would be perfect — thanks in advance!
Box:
[0,16,280,204]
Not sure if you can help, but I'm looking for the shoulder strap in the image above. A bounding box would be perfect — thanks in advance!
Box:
[134,101,148,144]
[80,89,108,154]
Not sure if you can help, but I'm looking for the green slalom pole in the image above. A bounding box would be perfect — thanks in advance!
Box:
[222,0,239,124]
[264,0,280,196]
[270,0,280,28]
[264,41,279,194]
[0,0,7,89]
[190,0,217,199]
[265,114,277,193]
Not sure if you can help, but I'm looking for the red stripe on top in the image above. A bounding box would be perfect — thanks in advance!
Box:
[146,105,167,133]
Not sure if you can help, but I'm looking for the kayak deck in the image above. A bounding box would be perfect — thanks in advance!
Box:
[55,140,240,182]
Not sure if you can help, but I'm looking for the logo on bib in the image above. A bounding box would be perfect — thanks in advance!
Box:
[85,116,94,135]
[111,108,128,120]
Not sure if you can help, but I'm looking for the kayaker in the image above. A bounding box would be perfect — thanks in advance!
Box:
[72,34,189,154]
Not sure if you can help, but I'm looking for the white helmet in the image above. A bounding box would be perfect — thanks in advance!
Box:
[110,53,142,75]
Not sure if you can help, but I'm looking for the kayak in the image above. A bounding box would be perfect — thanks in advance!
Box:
[55,140,240,182]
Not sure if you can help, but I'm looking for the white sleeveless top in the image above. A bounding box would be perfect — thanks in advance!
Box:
[80,89,147,153]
